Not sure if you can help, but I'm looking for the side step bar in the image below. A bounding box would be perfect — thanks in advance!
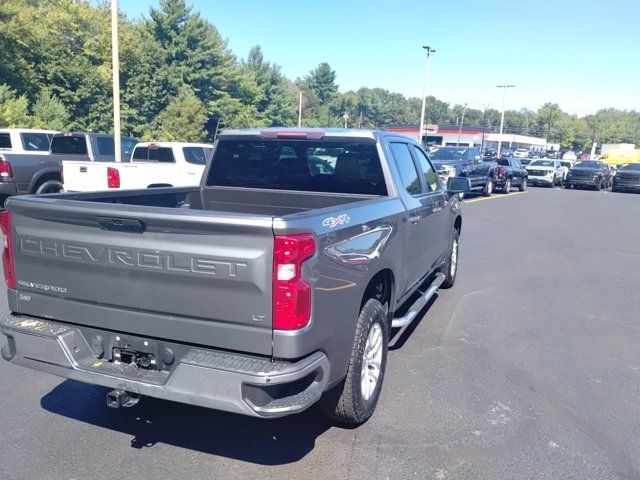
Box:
[392,273,445,329]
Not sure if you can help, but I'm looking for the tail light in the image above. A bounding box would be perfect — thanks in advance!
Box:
[496,166,505,176]
[273,233,315,330]
[0,211,16,289]
[0,159,13,178]
[107,167,120,188]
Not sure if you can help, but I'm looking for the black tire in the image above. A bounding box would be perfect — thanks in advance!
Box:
[441,229,459,289]
[595,178,603,191]
[482,177,494,197]
[519,178,527,192]
[564,182,572,189]
[320,299,389,425]
[35,179,63,194]
[0,195,8,209]
[502,178,511,194]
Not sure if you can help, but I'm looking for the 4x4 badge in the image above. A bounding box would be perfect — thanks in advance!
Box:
[322,214,350,228]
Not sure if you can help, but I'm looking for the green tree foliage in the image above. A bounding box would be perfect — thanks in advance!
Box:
[0,85,31,128]
[154,88,206,142]
[0,0,636,149]
[305,63,338,104]
[32,91,70,131]
[243,46,296,127]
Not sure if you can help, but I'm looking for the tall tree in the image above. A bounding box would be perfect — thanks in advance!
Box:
[243,46,296,127]
[305,63,338,105]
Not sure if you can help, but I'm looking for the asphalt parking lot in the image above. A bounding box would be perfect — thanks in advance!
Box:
[1,186,639,480]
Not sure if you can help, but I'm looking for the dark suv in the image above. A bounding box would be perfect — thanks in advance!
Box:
[564,161,614,190]
[612,163,640,193]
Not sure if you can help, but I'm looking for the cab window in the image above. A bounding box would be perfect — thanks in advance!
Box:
[389,143,421,196]
[412,146,440,192]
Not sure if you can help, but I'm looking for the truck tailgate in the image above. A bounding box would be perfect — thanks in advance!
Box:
[7,199,275,355]
[63,161,107,192]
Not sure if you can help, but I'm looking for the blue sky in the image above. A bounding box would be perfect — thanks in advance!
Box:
[120,0,640,116]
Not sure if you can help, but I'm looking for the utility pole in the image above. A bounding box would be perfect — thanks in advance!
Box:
[496,85,515,157]
[418,46,436,145]
[111,0,121,162]
[298,91,302,127]
[480,104,489,152]
[545,108,554,151]
[457,103,467,146]
[342,111,349,129]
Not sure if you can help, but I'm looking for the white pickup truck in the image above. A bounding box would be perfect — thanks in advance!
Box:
[63,142,213,192]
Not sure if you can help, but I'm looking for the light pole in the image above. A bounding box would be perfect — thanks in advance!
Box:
[111,0,121,163]
[342,111,349,129]
[456,103,467,146]
[418,46,436,145]
[496,84,515,157]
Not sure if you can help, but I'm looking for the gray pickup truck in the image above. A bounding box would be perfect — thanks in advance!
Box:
[0,132,137,206]
[0,128,469,425]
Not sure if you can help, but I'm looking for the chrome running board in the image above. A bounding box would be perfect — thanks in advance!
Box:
[391,273,445,328]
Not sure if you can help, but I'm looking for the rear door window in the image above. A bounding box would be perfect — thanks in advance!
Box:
[0,133,12,150]
[20,132,51,151]
[389,142,422,196]
[51,135,88,155]
[183,147,207,165]
[133,146,175,163]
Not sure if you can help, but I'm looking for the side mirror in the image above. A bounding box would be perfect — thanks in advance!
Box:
[447,176,471,194]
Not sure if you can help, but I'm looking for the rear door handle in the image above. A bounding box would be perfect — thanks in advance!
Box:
[80,166,87,173]
[409,215,421,224]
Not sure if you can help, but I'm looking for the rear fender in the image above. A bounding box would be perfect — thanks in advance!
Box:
[28,168,61,193]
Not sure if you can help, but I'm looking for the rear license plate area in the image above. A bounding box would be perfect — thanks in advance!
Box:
[109,335,159,370]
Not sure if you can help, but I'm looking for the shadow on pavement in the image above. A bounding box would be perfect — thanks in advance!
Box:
[41,379,332,465]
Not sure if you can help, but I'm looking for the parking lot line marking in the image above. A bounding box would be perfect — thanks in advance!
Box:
[464,191,528,204]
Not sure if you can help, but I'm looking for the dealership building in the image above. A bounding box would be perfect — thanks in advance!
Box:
[384,124,552,152]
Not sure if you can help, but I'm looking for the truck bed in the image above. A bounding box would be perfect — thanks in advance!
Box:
[55,185,378,217]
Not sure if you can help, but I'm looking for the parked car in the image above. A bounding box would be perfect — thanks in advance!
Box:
[611,163,640,193]
[528,151,544,159]
[546,150,559,159]
[562,151,577,161]
[493,157,528,193]
[0,128,58,154]
[564,160,614,190]
[63,142,213,192]
[579,154,591,160]
[526,159,565,187]
[0,128,471,425]
[513,148,529,158]
[430,146,504,196]
[499,148,514,158]
[483,148,498,159]
[558,160,573,181]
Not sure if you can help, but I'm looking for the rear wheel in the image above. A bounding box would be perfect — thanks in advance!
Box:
[483,177,494,197]
[519,178,527,191]
[0,195,8,209]
[35,180,63,194]
[502,178,511,194]
[320,299,388,425]
[564,182,572,189]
